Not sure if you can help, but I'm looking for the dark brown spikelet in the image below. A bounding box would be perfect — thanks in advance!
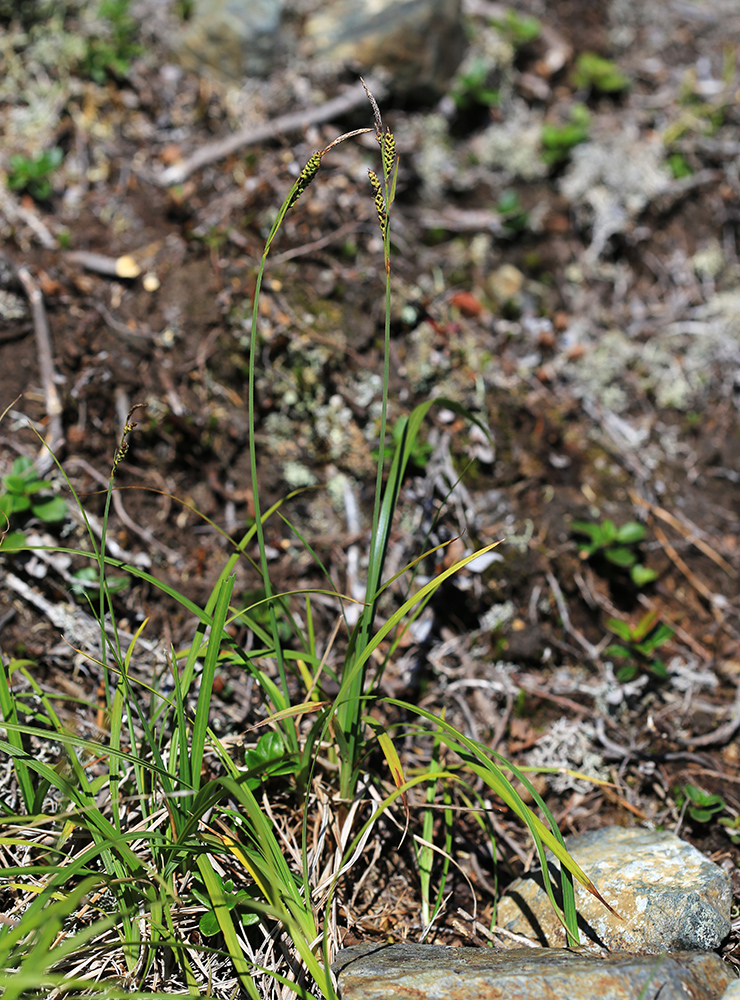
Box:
[287,150,323,210]
[111,404,145,478]
[381,127,396,183]
[368,168,387,237]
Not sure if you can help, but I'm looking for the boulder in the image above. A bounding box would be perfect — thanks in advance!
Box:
[496,825,732,953]
[303,0,466,100]
[333,943,735,1000]
[174,0,283,79]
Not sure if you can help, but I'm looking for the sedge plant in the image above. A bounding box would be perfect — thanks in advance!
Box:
[0,86,612,997]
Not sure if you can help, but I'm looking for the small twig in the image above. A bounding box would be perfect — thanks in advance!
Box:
[16,266,65,471]
[674,679,740,748]
[630,488,737,579]
[456,907,542,948]
[157,78,384,187]
[0,189,57,249]
[546,571,601,660]
[66,251,141,278]
[65,456,185,568]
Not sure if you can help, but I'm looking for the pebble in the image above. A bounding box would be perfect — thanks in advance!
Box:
[496,825,732,953]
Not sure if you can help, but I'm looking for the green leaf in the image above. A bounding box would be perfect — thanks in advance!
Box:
[631,610,659,642]
[685,784,724,809]
[3,474,31,494]
[604,546,636,568]
[24,480,53,496]
[616,664,638,682]
[10,495,31,514]
[631,564,657,587]
[604,643,630,659]
[0,494,13,518]
[31,496,67,522]
[11,456,33,476]
[615,521,646,544]
[599,520,617,542]
[0,531,27,552]
[648,659,668,680]
[606,618,632,641]
[570,520,603,545]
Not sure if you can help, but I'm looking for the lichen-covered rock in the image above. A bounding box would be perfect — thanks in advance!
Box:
[496,825,732,953]
[303,0,466,99]
[333,943,734,1000]
[174,0,283,79]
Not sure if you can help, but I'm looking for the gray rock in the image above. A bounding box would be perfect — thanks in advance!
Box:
[333,943,734,1000]
[303,0,466,100]
[496,825,732,953]
[722,979,740,999]
[174,0,283,79]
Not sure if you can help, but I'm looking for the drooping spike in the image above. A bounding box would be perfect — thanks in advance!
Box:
[286,150,323,210]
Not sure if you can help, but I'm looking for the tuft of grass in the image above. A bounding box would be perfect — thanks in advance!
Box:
[0,87,603,997]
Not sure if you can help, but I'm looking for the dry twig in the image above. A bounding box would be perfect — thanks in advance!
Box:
[157,78,384,187]
[16,265,64,471]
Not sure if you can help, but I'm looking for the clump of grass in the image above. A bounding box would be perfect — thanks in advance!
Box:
[0,87,608,998]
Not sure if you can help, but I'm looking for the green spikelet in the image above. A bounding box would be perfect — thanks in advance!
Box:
[287,150,323,210]
[368,168,387,237]
[381,127,396,183]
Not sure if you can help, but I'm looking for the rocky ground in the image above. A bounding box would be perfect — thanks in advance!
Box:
[1,0,740,986]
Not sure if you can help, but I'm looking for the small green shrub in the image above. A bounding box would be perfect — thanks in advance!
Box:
[374,415,434,469]
[490,9,542,47]
[571,517,657,587]
[497,189,529,233]
[79,0,142,83]
[7,148,63,202]
[572,52,630,94]
[676,783,726,824]
[605,610,674,682]
[667,152,693,179]
[0,456,66,550]
[541,104,590,165]
[451,59,500,110]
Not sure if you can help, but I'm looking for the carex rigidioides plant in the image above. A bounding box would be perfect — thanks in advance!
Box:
[0,84,617,998]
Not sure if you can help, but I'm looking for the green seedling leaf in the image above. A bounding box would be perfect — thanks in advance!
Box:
[605,546,637,568]
[630,610,659,643]
[648,659,668,680]
[4,474,32,493]
[616,664,638,682]
[570,520,603,545]
[3,494,30,514]
[615,522,646,544]
[0,531,27,552]
[604,643,630,659]
[606,619,633,642]
[31,496,67,522]
[631,564,657,586]
[599,520,618,543]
